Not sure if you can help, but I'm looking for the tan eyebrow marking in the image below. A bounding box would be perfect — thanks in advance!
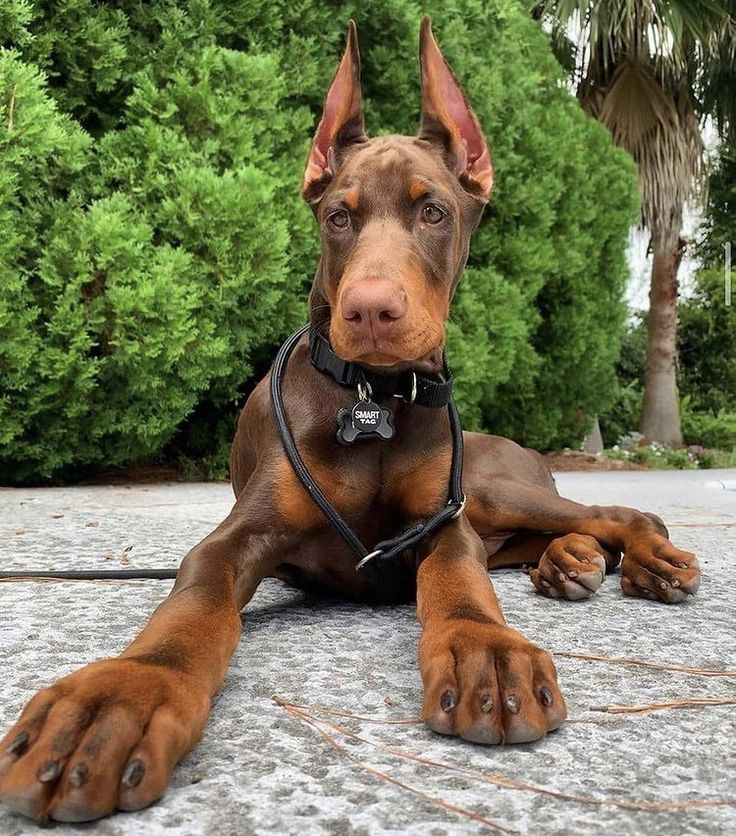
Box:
[343,187,360,210]
[409,176,430,201]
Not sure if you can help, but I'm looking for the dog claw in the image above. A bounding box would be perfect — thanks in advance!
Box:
[6,731,29,756]
[540,687,553,706]
[122,760,145,788]
[68,763,88,788]
[505,695,520,714]
[37,761,60,783]
[480,694,494,713]
[440,690,456,713]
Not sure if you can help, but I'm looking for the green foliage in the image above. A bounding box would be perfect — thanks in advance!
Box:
[600,269,736,452]
[344,0,640,444]
[0,15,301,482]
[599,317,646,446]
[678,268,736,416]
[696,148,736,268]
[1,0,638,482]
[603,440,720,470]
[681,401,736,450]
[673,140,736,454]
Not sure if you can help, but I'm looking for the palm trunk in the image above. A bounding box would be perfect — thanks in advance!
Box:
[639,221,685,446]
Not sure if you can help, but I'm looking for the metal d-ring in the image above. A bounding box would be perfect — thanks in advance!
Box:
[355,549,383,571]
[450,493,467,519]
[393,371,417,404]
[408,371,417,404]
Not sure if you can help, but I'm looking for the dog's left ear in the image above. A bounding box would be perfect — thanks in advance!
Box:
[418,17,493,201]
[303,20,367,204]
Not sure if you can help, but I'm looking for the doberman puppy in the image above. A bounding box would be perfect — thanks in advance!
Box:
[0,19,701,823]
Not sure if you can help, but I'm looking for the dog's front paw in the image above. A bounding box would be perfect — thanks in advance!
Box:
[621,534,701,603]
[0,658,209,822]
[419,619,566,744]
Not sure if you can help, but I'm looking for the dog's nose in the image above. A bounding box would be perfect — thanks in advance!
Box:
[341,280,407,339]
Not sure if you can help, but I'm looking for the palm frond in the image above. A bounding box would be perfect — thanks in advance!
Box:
[531,0,732,74]
[530,0,734,225]
[594,60,702,230]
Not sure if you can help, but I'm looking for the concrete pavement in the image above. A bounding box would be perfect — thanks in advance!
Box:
[0,470,734,834]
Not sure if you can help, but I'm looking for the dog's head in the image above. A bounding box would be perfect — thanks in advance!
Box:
[303,18,493,374]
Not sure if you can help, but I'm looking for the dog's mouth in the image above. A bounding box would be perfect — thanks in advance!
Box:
[347,344,445,375]
[328,318,447,376]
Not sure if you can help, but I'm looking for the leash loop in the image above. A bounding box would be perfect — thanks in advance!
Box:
[272,326,466,574]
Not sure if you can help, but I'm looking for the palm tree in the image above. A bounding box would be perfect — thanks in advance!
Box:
[531,0,735,445]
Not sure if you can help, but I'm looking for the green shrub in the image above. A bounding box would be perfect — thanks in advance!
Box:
[696,146,735,269]
[681,403,736,450]
[1,0,638,482]
[0,36,300,481]
[603,442,717,470]
[599,319,646,446]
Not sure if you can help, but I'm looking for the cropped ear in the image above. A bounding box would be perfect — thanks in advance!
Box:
[418,16,493,201]
[303,20,367,204]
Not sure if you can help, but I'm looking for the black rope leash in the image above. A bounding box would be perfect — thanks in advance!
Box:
[0,569,177,580]
[271,325,466,572]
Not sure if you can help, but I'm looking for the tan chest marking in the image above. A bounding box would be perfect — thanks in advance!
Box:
[274,456,368,531]
[392,450,452,518]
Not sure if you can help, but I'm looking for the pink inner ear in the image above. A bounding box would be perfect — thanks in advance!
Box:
[312,69,351,169]
[439,68,486,165]
[424,30,493,195]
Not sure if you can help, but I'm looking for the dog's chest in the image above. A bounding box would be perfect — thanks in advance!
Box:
[273,439,449,534]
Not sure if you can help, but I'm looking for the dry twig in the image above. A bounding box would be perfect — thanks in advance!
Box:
[274,696,517,834]
[274,696,734,814]
[592,697,736,714]
[554,651,736,678]
[0,577,149,585]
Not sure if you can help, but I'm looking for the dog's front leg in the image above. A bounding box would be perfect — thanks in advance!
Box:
[0,503,284,823]
[417,514,566,744]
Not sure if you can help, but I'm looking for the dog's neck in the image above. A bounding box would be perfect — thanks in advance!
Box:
[282,338,452,462]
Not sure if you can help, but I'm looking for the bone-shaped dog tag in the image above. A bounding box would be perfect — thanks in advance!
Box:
[337,399,394,444]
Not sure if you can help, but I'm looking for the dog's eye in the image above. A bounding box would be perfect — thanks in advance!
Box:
[422,203,446,225]
[328,209,350,230]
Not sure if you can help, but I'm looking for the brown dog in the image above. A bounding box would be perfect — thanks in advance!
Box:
[0,18,700,823]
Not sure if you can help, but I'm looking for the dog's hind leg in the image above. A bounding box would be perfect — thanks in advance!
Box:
[466,478,700,604]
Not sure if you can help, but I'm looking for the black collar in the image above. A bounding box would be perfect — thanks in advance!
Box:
[308,329,453,408]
